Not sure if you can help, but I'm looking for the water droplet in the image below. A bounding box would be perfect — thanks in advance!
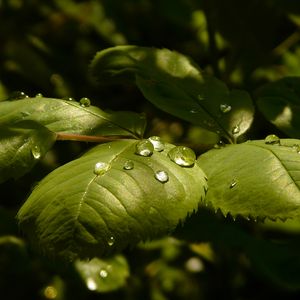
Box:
[190,109,200,114]
[264,134,280,145]
[123,160,134,170]
[135,140,154,157]
[87,278,97,290]
[185,257,204,273]
[35,93,43,98]
[80,97,91,107]
[220,104,232,113]
[31,145,41,159]
[63,97,75,101]
[94,162,110,175]
[232,125,240,135]
[197,94,205,101]
[168,146,196,167]
[230,180,237,189]
[99,269,108,278]
[148,136,165,152]
[107,236,115,246]
[292,144,300,153]
[155,170,169,183]
[214,140,225,149]
[9,91,29,100]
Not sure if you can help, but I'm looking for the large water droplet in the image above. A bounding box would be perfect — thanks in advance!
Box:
[155,170,169,183]
[148,136,165,152]
[35,93,43,98]
[123,160,134,170]
[94,162,110,175]
[31,145,41,159]
[168,146,196,167]
[220,104,232,113]
[264,134,280,145]
[232,125,240,135]
[230,180,237,189]
[99,269,108,278]
[87,278,97,290]
[80,97,91,107]
[135,140,154,157]
[107,236,115,246]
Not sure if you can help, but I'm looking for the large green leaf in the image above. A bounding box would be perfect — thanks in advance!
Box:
[0,121,56,183]
[90,45,254,142]
[198,138,300,220]
[0,97,146,138]
[75,255,129,293]
[256,77,300,138]
[17,139,207,260]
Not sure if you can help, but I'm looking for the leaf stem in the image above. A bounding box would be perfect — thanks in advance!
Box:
[56,132,134,143]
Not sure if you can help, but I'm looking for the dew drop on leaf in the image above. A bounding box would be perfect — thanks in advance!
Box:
[155,170,169,183]
[135,140,154,157]
[197,94,205,101]
[80,97,91,107]
[35,93,43,98]
[31,145,41,159]
[264,134,280,145]
[123,160,134,170]
[232,125,240,135]
[148,136,165,152]
[107,236,115,246]
[99,269,108,278]
[87,278,97,291]
[292,144,300,153]
[229,180,237,189]
[63,97,75,101]
[168,146,196,167]
[94,162,110,175]
[219,104,232,113]
[9,91,29,100]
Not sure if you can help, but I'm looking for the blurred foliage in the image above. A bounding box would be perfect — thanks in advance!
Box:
[2,0,300,299]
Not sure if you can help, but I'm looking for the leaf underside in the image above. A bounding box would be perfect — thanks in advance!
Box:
[17,140,207,260]
[198,139,300,220]
[90,45,254,142]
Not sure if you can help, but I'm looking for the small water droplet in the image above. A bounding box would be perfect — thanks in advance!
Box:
[168,146,196,167]
[148,136,165,152]
[123,160,134,170]
[80,97,91,107]
[292,144,300,153]
[214,140,225,149]
[107,236,115,246]
[264,134,280,145]
[230,180,237,189]
[99,269,108,278]
[135,140,154,157]
[197,94,205,101]
[220,104,232,113]
[190,109,200,114]
[155,170,169,183]
[94,162,110,175]
[87,278,97,290]
[232,125,240,135]
[31,145,41,159]
[35,93,43,98]
[63,97,75,101]
[9,91,29,100]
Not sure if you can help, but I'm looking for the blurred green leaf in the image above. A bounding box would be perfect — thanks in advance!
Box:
[75,255,129,293]
[0,97,146,138]
[0,120,56,183]
[198,139,300,220]
[17,140,207,260]
[256,77,300,138]
[90,46,254,142]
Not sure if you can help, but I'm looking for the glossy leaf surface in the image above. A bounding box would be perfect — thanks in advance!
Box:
[17,140,207,260]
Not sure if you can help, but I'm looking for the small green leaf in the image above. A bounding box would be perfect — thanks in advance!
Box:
[0,97,146,138]
[75,255,129,293]
[17,140,207,260]
[0,121,56,183]
[256,77,300,138]
[90,46,254,142]
[198,139,300,220]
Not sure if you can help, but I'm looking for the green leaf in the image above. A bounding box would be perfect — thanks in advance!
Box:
[256,77,300,138]
[0,97,146,138]
[90,45,254,142]
[197,139,300,220]
[75,255,129,293]
[0,120,56,183]
[17,139,207,260]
